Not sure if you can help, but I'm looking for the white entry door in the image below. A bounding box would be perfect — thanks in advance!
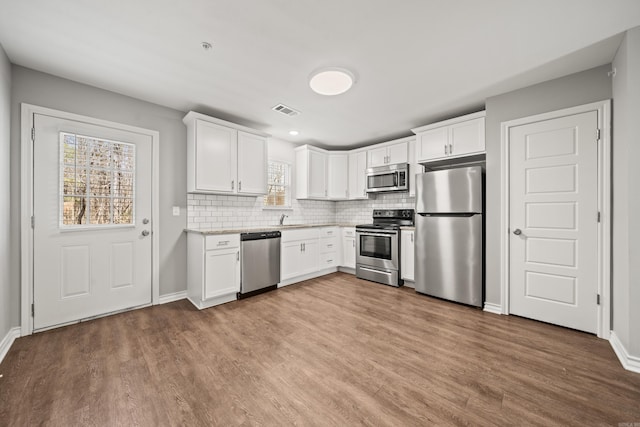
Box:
[509,111,598,333]
[33,113,153,331]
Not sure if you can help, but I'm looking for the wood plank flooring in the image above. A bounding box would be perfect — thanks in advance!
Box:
[1,272,639,426]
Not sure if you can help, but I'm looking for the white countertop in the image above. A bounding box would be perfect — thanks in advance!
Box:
[185,223,360,235]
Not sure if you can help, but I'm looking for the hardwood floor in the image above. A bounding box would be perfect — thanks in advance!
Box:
[1,272,639,426]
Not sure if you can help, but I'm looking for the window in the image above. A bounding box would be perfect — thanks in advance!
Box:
[263,161,291,208]
[60,132,135,227]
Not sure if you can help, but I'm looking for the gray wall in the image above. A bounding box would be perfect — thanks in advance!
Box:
[612,27,640,356]
[484,65,613,305]
[9,66,188,326]
[0,45,12,338]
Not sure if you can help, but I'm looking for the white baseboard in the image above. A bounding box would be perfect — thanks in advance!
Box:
[0,327,21,364]
[158,291,188,305]
[609,331,640,374]
[483,302,503,315]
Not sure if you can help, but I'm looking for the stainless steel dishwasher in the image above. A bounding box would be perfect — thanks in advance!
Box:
[238,231,281,299]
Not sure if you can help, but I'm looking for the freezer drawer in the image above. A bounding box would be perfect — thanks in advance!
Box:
[414,214,483,307]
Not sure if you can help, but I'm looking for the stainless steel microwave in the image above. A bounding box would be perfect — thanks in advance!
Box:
[365,163,409,193]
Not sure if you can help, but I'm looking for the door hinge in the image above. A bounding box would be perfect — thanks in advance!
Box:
[597,212,601,223]
[31,303,34,317]
[31,215,35,228]
[597,294,601,305]
[596,128,601,141]
[31,127,35,141]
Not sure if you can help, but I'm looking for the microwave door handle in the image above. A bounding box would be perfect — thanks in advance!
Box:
[393,172,398,187]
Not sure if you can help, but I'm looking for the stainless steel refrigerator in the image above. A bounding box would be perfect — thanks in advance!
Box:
[415,166,483,307]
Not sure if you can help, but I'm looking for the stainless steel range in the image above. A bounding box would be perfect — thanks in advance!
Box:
[356,209,414,287]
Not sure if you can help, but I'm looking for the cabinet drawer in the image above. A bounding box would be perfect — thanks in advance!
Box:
[205,234,240,250]
[319,227,339,238]
[319,237,339,253]
[281,228,319,243]
[342,227,356,238]
[319,252,338,268]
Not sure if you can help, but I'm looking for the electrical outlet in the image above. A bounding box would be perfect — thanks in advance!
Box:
[172,206,180,216]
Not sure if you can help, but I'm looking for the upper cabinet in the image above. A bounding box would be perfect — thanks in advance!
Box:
[184,111,268,195]
[296,145,328,199]
[348,150,367,200]
[367,140,409,167]
[412,111,485,164]
[328,153,349,200]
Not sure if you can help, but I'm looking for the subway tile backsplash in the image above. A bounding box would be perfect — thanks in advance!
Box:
[187,192,416,230]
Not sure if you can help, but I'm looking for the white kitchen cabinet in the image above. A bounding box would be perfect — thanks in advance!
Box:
[281,228,320,280]
[295,145,328,199]
[328,153,349,200]
[413,111,486,163]
[341,227,356,269]
[319,227,340,269]
[237,131,268,194]
[367,139,409,167]
[401,229,415,281]
[408,138,420,198]
[187,233,240,309]
[348,150,367,200]
[184,111,269,195]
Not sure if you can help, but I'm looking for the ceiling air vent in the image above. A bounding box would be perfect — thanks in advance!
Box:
[272,103,300,117]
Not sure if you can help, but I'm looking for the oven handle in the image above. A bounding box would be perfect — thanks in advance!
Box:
[359,266,393,276]
[356,231,398,237]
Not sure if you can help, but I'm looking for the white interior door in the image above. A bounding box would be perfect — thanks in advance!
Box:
[33,113,153,331]
[509,111,598,333]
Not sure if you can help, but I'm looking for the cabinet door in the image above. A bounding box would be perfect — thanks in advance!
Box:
[342,236,356,269]
[408,139,420,198]
[300,240,319,274]
[367,146,388,167]
[348,151,367,199]
[281,241,303,280]
[387,142,408,164]
[416,127,448,162]
[237,131,267,194]
[450,117,485,156]
[328,154,348,199]
[401,230,415,281]
[308,150,327,198]
[195,120,237,192]
[205,247,240,299]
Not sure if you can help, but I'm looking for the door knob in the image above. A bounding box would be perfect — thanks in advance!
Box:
[513,228,522,236]
[141,230,150,237]
[142,218,149,224]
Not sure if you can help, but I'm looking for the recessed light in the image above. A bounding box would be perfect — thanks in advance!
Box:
[289,130,300,136]
[201,41,212,51]
[309,67,355,96]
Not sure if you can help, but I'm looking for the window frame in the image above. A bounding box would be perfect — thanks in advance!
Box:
[263,160,292,210]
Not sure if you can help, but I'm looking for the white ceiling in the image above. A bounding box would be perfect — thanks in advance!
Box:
[1,0,639,148]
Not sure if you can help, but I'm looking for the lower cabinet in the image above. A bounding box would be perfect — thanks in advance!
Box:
[188,233,240,309]
[401,229,415,281]
[341,227,356,269]
[281,239,319,280]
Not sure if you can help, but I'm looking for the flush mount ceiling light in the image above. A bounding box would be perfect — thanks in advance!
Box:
[289,130,300,136]
[309,67,355,96]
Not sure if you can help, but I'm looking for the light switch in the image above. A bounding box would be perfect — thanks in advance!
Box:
[172,206,180,216]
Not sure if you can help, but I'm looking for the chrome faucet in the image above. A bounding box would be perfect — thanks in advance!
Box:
[279,214,288,225]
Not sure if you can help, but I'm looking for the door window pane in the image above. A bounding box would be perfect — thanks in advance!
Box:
[60,132,135,227]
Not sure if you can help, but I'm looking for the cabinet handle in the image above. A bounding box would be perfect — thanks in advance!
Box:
[303,243,306,252]
[236,251,239,261]
[300,243,303,252]
[327,244,333,248]
[411,233,413,243]
[444,144,448,155]
[217,240,229,246]
[352,240,355,248]
[231,180,235,190]
[238,181,242,191]
[449,143,453,155]
[327,259,333,263]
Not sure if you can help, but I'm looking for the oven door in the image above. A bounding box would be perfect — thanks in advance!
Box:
[356,230,399,271]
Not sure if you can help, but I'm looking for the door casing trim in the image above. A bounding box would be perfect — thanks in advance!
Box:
[20,103,161,335]
[499,100,611,339]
